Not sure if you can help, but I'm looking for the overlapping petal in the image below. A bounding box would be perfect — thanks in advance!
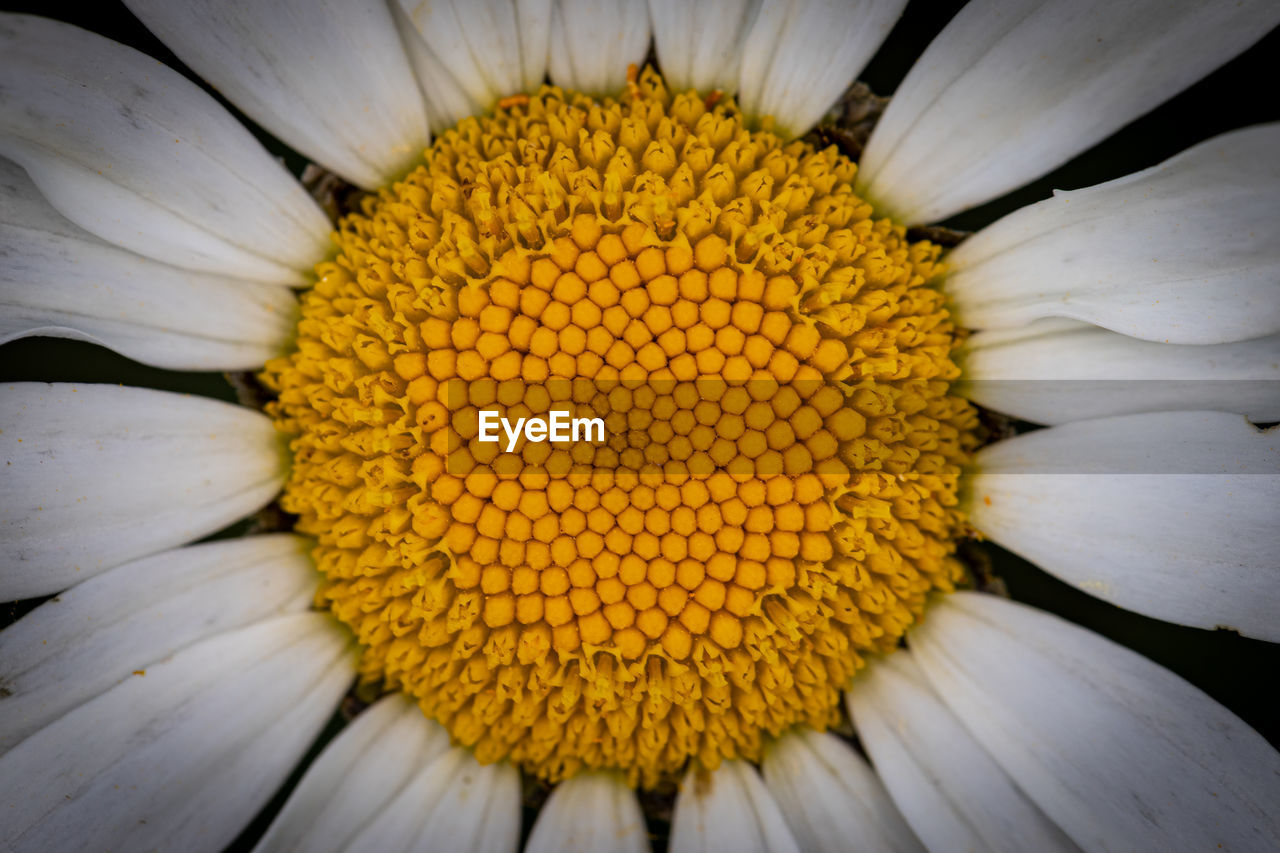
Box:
[669,760,800,853]
[255,694,453,852]
[339,747,522,853]
[647,0,760,96]
[0,535,316,754]
[945,124,1280,343]
[525,771,650,853]
[761,728,924,853]
[0,13,330,282]
[0,158,298,371]
[650,0,905,135]
[0,383,286,600]
[911,593,1280,850]
[736,0,907,136]
[124,0,430,189]
[858,0,1280,223]
[547,0,651,96]
[959,319,1280,424]
[0,613,353,853]
[846,654,1076,852]
[393,0,551,131]
[968,411,1280,640]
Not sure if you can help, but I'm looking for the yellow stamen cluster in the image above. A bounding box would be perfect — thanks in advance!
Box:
[264,69,978,787]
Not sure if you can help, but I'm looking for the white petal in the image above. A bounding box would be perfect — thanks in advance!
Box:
[912,593,1280,851]
[123,0,430,189]
[344,747,522,853]
[393,0,551,129]
[969,411,1280,640]
[547,0,651,97]
[0,612,354,853]
[0,158,298,371]
[647,0,760,95]
[0,383,285,600]
[526,771,650,853]
[846,654,1077,853]
[0,13,329,283]
[736,0,907,136]
[761,728,924,853]
[959,319,1280,424]
[669,760,800,853]
[254,694,452,853]
[857,0,1280,223]
[945,124,1280,343]
[391,5,484,132]
[0,534,316,754]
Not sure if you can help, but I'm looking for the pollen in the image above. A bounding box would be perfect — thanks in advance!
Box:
[264,69,978,787]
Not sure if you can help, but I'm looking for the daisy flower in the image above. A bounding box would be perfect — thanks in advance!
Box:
[2,0,1278,850]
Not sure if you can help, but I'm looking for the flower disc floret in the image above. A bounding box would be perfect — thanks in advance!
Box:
[265,69,978,786]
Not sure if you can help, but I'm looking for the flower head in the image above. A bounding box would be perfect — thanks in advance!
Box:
[1,1,1278,851]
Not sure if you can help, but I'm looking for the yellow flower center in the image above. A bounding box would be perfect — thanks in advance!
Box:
[264,69,978,787]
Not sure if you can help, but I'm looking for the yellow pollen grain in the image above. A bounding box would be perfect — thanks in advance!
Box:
[264,68,978,788]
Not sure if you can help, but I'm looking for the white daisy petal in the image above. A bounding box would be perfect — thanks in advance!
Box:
[969,411,1280,640]
[526,770,650,853]
[0,535,316,754]
[911,593,1280,850]
[344,747,522,853]
[393,0,551,127]
[514,0,555,97]
[547,0,651,97]
[392,5,487,132]
[0,158,298,371]
[0,383,286,601]
[255,694,452,853]
[123,0,430,189]
[736,0,907,136]
[0,612,354,853]
[857,0,1280,223]
[0,13,329,283]
[959,319,1280,425]
[647,0,760,96]
[846,654,1077,853]
[945,124,1280,343]
[761,728,924,853]
[669,760,800,853]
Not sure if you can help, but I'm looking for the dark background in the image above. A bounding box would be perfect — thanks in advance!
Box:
[3,0,1278,848]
